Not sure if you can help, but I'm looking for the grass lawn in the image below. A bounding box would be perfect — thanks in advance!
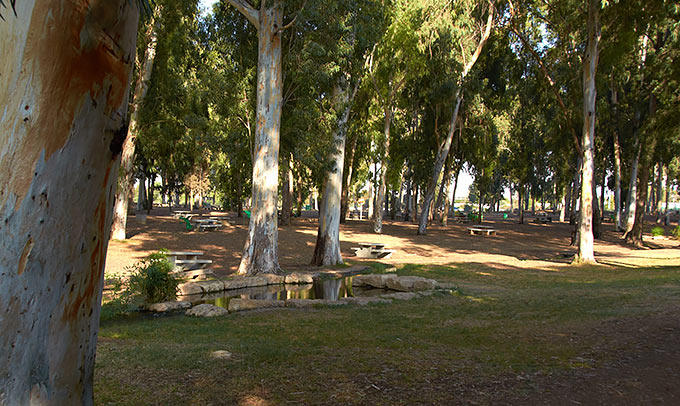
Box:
[95,263,680,405]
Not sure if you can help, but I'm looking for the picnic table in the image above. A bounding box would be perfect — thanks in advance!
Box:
[166,251,214,279]
[533,214,553,224]
[351,242,395,259]
[194,218,222,231]
[172,210,194,219]
[467,225,497,236]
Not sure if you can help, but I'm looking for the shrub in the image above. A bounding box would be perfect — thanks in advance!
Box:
[651,226,665,237]
[127,251,183,304]
[673,226,680,239]
[102,251,183,317]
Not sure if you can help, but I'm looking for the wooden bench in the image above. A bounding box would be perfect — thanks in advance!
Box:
[351,242,395,259]
[468,227,497,236]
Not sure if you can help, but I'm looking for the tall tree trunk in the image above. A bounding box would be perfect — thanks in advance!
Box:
[111,10,159,240]
[312,79,357,266]
[519,185,525,224]
[664,167,670,225]
[373,108,391,233]
[0,1,138,403]
[559,186,567,222]
[340,135,357,223]
[655,162,663,222]
[229,0,284,275]
[413,184,419,222]
[600,171,606,219]
[404,178,412,221]
[296,171,303,217]
[623,134,641,233]
[612,107,623,229]
[625,95,658,245]
[592,179,602,239]
[137,175,146,212]
[574,0,600,264]
[509,185,514,214]
[280,154,293,226]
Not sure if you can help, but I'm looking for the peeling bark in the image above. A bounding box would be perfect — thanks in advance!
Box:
[373,108,391,234]
[312,80,357,266]
[111,9,159,241]
[280,154,292,226]
[574,0,600,265]
[0,1,138,403]
[227,0,284,275]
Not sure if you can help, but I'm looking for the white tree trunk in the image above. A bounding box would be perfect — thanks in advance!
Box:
[575,0,600,264]
[613,123,623,230]
[418,95,462,234]
[373,108,391,233]
[624,137,641,233]
[236,1,283,275]
[0,1,138,403]
[111,11,159,240]
[312,81,357,265]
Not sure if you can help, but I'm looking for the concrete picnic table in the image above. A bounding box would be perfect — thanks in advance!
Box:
[165,251,213,277]
[352,242,395,259]
[467,226,497,236]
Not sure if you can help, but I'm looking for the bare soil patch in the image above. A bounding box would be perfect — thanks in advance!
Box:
[106,209,680,277]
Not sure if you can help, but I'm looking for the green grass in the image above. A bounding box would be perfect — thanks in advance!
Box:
[95,263,680,405]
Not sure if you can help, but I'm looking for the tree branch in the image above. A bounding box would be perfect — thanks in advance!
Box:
[224,0,259,27]
[461,1,494,79]
[277,0,308,33]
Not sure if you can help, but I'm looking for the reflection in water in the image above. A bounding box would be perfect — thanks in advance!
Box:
[180,276,375,309]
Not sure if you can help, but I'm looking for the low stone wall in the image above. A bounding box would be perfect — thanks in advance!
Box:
[149,268,452,317]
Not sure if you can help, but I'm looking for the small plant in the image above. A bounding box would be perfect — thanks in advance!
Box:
[673,226,680,239]
[102,251,183,317]
[651,226,665,237]
[127,251,183,305]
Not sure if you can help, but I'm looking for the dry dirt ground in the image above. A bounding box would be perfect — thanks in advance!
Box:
[105,208,680,277]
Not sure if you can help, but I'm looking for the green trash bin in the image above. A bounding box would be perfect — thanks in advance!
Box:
[244,210,251,219]
[503,213,508,219]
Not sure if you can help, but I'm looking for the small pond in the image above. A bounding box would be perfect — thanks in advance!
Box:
[179,276,385,309]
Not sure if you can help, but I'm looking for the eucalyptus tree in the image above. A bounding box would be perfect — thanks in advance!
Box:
[0,1,143,403]
[223,0,309,275]
[111,6,161,240]
[416,0,496,235]
[310,0,383,265]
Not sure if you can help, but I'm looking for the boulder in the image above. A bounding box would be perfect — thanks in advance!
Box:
[186,304,229,317]
[262,274,285,284]
[178,282,202,296]
[284,272,316,284]
[210,350,232,360]
[379,292,420,300]
[352,274,397,289]
[148,301,191,312]
[228,298,285,313]
[385,276,437,292]
[286,299,348,308]
[340,297,392,306]
[197,280,225,293]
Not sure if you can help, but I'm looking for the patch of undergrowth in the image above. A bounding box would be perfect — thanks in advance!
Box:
[96,263,680,405]
[101,251,183,320]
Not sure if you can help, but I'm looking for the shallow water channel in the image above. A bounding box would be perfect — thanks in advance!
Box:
[179,276,383,309]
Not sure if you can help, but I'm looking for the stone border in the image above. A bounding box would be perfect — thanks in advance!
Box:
[177,265,370,296]
[150,271,457,316]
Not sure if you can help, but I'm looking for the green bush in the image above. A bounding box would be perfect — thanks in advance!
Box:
[127,251,183,304]
[651,226,665,237]
[103,251,183,317]
[673,226,680,239]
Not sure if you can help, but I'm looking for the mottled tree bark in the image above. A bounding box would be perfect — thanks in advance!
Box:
[623,135,641,233]
[612,91,623,230]
[340,135,357,223]
[111,9,159,240]
[226,0,285,275]
[0,1,138,403]
[574,0,600,264]
[312,80,357,265]
[373,110,391,233]
[280,154,293,226]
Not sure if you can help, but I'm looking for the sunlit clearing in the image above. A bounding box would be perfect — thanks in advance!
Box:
[239,395,270,406]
